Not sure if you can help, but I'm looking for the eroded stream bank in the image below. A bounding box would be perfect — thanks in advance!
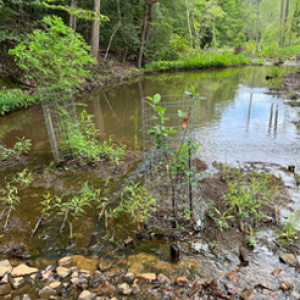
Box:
[0,65,300,299]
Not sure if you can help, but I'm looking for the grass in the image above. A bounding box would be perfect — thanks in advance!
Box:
[144,52,252,73]
[259,45,300,59]
[0,89,39,116]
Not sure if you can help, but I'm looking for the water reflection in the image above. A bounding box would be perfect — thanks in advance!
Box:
[0,65,299,166]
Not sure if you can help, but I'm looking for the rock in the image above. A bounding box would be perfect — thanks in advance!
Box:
[1,274,9,284]
[94,281,116,295]
[0,260,11,268]
[58,255,99,273]
[99,261,111,272]
[280,253,299,267]
[170,244,180,261]
[105,267,125,278]
[136,273,156,283]
[132,283,140,295]
[122,272,135,284]
[22,295,31,300]
[157,274,171,284]
[56,267,71,278]
[123,238,134,247]
[11,265,38,278]
[10,277,24,289]
[118,283,132,295]
[271,268,283,277]
[78,290,95,300]
[0,283,11,295]
[49,281,61,290]
[38,287,55,299]
[240,288,255,300]
[0,266,12,278]
[175,277,190,286]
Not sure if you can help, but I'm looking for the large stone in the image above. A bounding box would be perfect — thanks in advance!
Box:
[11,265,38,278]
[118,283,132,295]
[0,267,12,278]
[175,277,190,286]
[49,281,62,290]
[0,260,11,268]
[78,290,95,300]
[280,253,299,267]
[56,267,71,279]
[136,273,156,283]
[10,277,24,289]
[0,283,11,295]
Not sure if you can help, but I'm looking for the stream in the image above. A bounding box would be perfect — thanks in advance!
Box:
[0,65,300,296]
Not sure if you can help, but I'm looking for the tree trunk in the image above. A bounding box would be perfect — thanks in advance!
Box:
[192,0,200,49]
[212,17,217,51]
[69,0,78,33]
[284,0,289,25]
[255,0,261,53]
[91,0,101,59]
[279,0,284,46]
[185,0,194,48]
[138,0,160,68]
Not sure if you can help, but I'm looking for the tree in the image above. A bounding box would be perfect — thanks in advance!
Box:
[9,16,95,88]
[138,0,160,68]
[91,0,101,59]
[69,0,78,33]
[255,0,261,53]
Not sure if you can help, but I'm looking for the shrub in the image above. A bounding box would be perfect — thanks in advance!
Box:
[0,89,38,115]
[144,52,251,73]
[9,16,95,88]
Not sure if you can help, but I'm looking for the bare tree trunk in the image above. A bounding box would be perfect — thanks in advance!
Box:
[138,0,160,68]
[116,0,129,62]
[283,0,290,45]
[255,0,261,53]
[185,0,194,48]
[69,0,78,33]
[192,0,200,49]
[91,0,101,59]
[279,0,284,46]
[212,16,217,51]
[284,0,290,24]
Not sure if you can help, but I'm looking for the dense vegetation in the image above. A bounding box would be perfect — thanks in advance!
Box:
[1,0,300,69]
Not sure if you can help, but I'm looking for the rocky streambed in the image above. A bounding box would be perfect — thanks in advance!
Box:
[0,251,299,300]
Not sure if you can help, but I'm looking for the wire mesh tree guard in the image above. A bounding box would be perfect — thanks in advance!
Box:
[142,95,202,234]
[39,86,79,161]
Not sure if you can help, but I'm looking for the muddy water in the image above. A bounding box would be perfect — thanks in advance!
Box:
[0,65,300,280]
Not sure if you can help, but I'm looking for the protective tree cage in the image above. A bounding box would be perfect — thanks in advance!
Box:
[142,95,201,234]
[39,86,79,161]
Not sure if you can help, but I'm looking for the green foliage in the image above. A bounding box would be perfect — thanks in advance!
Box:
[207,206,234,231]
[234,33,246,54]
[221,165,280,230]
[9,16,95,88]
[277,210,300,245]
[0,89,38,115]
[60,109,126,165]
[0,137,32,161]
[246,225,262,248]
[144,52,251,73]
[131,109,140,151]
[112,182,157,232]
[0,168,34,228]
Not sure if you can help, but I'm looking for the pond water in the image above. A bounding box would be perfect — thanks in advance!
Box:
[0,65,299,278]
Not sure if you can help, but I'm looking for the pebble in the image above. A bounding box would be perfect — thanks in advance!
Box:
[118,283,132,295]
[56,266,71,278]
[136,273,156,283]
[78,290,95,300]
[280,253,299,267]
